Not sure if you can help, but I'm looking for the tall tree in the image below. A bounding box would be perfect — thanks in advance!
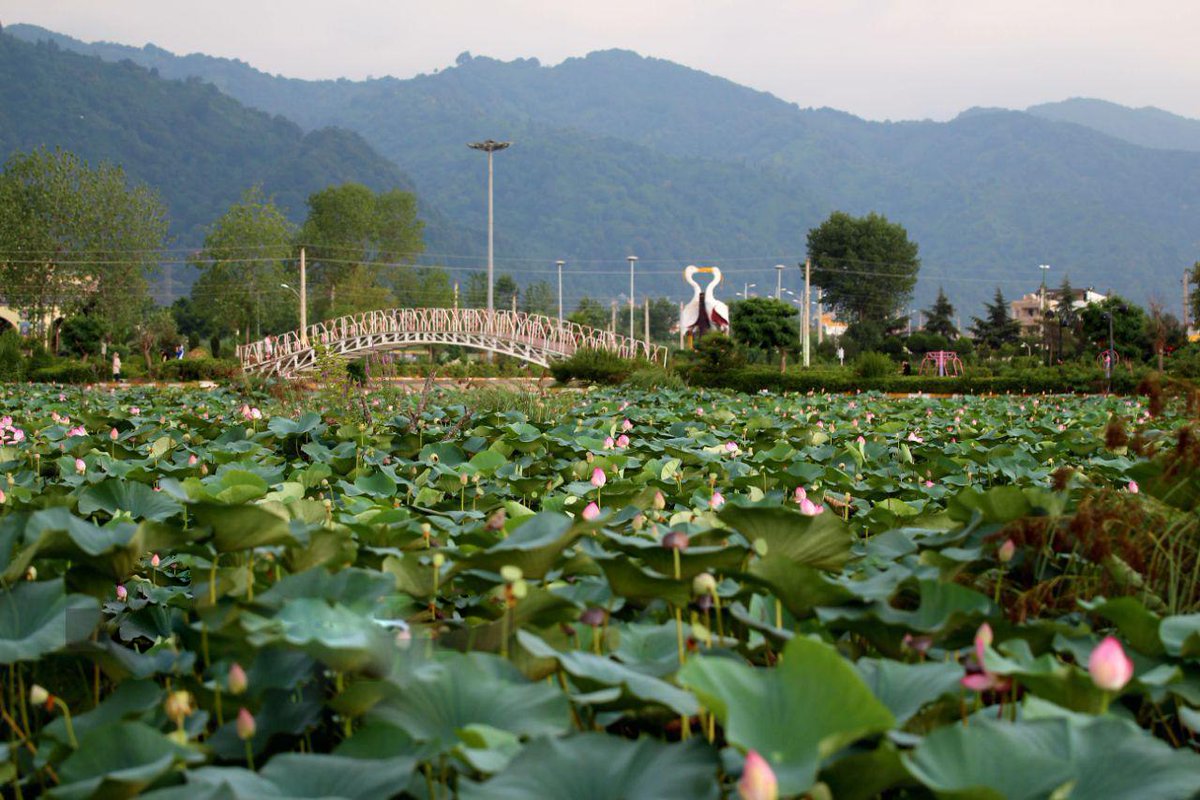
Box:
[730,297,799,367]
[1079,296,1150,359]
[806,211,920,324]
[522,281,555,316]
[923,288,957,339]
[647,297,678,341]
[568,297,609,329]
[1189,261,1200,329]
[298,183,423,317]
[190,186,297,341]
[970,288,1021,349]
[0,147,167,340]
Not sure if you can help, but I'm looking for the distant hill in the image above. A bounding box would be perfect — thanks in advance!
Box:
[6,23,1200,315]
[1027,98,1200,153]
[0,30,466,297]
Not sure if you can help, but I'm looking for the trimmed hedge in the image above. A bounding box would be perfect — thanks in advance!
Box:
[706,365,1148,395]
[550,349,646,385]
[157,358,241,382]
[29,361,102,384]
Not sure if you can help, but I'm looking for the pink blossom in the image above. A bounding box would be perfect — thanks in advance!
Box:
[581,501,601,521]
[709,491,725,509]
[793,486,807,504]
[116,584,128,602]
[603,436,614,449]
[130,407,140,416]
[590,467,607,488]
[1127,480,1139,494]
[236,707,256,740]
[998,539,1015,563]
[74,458,86,475]
[799,497,823,516]
[188,454,198,466]
[622,418,633,431]
[1088,636,1134,692]
[725,441,739,454]
[616,434,630,448]
[150,554,160,568]
[0,489,6,504]
[924,480,934,488]
[856,435,866,445]
[737,751,778,800]
[110,428,119,441]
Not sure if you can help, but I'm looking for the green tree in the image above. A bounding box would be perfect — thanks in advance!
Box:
[0,147,168,341]
[1080,296,1150,360]
[137,307,179,372]
[327,264,395,318]
[647,297,678,341]
[568,297,609,329]
[806,211,920,324]
[462,272,520,310]
[970,288,1022,350]
[522,281,555,316]
[1189,261,1200,329]
[190,186,297,342]
[730,297,799,365]
[496,274,521,311]
[299,183,424,317]
[392,266,453,308]
[923,287,957,339]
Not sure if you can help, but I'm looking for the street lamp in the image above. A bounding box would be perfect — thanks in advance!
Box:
[556,260,565,323]
[743,282,757,298]
[775,264,786,300]
[467,139,512,321]
[627,255,638,341]
[1038,264,1051,312]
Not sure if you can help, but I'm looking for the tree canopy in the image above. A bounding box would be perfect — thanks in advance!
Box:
[923,288,957,339]
[729,297,799,355]
[969,288,1022,350]
[806,211,920,325]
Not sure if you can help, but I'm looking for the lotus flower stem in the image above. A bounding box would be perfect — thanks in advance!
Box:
[15,670,31,743]
[244,739,255,771]
[214,686,224,726]
[51,697,77,749]
[712,591,725,642]
[423,762,437,800]
[775,600,783,630]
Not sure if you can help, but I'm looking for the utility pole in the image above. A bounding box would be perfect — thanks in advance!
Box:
[628,255,638,341]
[816,288,824,345]
[775,264,786,300]
[610,300,617,333]
[644,298,650,347]
[1185,269,1192,333]
[556,260,565,322]
[679,301,685,349]
[299,247,308,344]
[802,259,811,367]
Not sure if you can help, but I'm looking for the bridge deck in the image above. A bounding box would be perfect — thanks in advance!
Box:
[237,307,668,377]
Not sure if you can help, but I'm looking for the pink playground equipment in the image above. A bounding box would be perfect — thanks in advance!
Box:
[919,350,963,377]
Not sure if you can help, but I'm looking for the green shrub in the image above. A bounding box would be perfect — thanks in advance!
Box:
[549,348,642,385]
[856,352,895,379]
[29,360,101,384]
[158,358,241,382]
[0,330,24,382]
[624,367,685,390]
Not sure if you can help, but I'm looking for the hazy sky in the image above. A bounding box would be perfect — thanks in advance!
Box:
[5,0,1198,121]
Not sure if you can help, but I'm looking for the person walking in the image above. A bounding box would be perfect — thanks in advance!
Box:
[112,352,122,382]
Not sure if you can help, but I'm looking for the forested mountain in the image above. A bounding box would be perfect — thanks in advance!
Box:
[0,30,459,297]
[6,23,1200,312]
[1027,98,1200,153]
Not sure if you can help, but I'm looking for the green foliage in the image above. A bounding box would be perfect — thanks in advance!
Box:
[807,211,920,324]
[190,186,298,338]
[521,281,555,316]
[28,360,101,384]
[729,297,799,355]
[567,297,610,330]
[58,316,107,358]
[971,287,1022,350]
[0,329,24,382]
[906,331,950,355]
[855,351,895,379]
[675,332,745,384]
[1079,295,1151,359]
[0,146,167,338]
[548,348,641,385]
[924,287,957,339]
[623,366,685,390]
[157,358,240,382]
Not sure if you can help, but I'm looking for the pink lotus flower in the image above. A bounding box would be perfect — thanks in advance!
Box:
[240,405,253,420]
[581,501,601,521]
[110,428,119,441]
[709,491,725,509]
[228,662,248,695]
[603,436,614,449]
[793,486,807,504]
[188,454,198,466]
[856,435,866,445]
[695,407,704,417]
[924,479,934,488]
[130,407,140,416]
[1127,481,1139,494]
[116,584,128,602]
[74,458,86,475]
[250,408,262,421]
[737,750,778,800]
[590,467,607,488]
[150,553,160,568]
[236,707,256,740]
[622,418,633,431]
[0,489,6,504]
[998,539,1015,563]
[725,441,739,454]
[1088,636,1134,691]
[652,490,666,510]
[961,622,1011,693]
[799,497,824,516]
[616,434,630,448]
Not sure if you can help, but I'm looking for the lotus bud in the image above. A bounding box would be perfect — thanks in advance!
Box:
[24,565,36,581]
[116,584,128,602]
[662,531,689,551]
[581,501,601,521]
[998,539,1015,563]
[738,750,778,800]
[793,486,807,503]
[110,427,119,441]
[709,491,725,509]
[974,622,993,665]
[460,472,469,486]
[188,454,198,466]
[725,441,738,454]
[228,662,248,695]
[603,436,614,449]
[580,607,607,627]
[652,490,666,510]
[632,513,645,531]
[74,458,86,475]
[236,707,256,740]
[590,467,607,488]
[164,690,194,726]
[1127,480,1139,494]
[616,434,630,448]
[486,508,507,531]
[693,572,717,596]
[0,489,5,504]
[431,552,446,568]
[150,553,160,568]
[200,463,209,476]
[500,565,523,584]
[29,684,50,706]
[1088,636,1134,691]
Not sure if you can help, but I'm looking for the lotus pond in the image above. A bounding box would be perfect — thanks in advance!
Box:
[1,382,1199,799]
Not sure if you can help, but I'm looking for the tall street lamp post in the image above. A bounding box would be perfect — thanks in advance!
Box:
[627,255,637,341]
[467,140,511,322]
[775,264,786,299]
[556,260,565,323]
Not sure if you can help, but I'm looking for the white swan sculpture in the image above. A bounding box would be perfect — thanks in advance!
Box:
[680,265,729,346]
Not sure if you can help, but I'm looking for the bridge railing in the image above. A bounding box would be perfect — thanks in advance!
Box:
[236,307,668,370]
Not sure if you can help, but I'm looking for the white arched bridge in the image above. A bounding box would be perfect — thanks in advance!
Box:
[236,307,669,377]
